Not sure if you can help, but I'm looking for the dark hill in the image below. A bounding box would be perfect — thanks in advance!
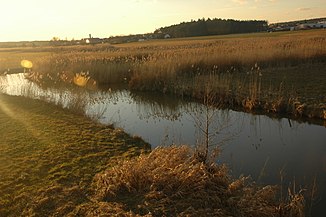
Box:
[155,18,268,38]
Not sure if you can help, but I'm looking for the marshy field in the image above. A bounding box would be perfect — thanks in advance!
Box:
[0,29,326,216]
[2,29,325,121]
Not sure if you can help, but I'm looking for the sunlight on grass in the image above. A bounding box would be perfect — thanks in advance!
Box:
[0,94,50,146]
[0,94,150,216]
[0,95,15,118]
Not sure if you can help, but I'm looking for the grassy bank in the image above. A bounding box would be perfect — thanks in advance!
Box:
[0,93,150,216]
[1,30,325,121]
[0,94,305,216]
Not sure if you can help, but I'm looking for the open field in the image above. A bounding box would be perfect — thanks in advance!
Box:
[0,94,305,216]
[1,29,325,121]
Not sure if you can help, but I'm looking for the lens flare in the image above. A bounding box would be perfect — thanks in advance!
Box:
[21,60,33,69]
[73,72,90,87]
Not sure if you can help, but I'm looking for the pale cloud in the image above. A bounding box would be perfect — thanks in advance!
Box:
[235,0,277,5]
[254,0,278,2]
[237,0,278,8]
[232,0,248,5]
[133,0,158,3]
[297,7,312,11]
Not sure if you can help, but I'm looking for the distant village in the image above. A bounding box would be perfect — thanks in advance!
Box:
[67,17,326,45]
[268,17,326,32]
[0,17,325,48]
[72,17,326,45]
[0,32,171,48]
[73,17,326,46]
[51,32,171,46]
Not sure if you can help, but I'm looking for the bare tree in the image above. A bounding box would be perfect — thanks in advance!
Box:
[192,87,238,164]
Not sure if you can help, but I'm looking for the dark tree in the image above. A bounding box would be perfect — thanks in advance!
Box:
[157,18,268,38]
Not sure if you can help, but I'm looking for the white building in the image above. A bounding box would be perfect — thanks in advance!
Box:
[297,22,326,30]
[164,34,171,39]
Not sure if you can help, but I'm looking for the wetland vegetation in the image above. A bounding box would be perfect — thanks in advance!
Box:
[0,29,325,216]
[0,94,306,216]
[2,29,325,122]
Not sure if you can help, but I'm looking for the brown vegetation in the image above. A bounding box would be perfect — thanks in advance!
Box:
[74,146,305,217]
[0,93,306,216]
[1,31,323,216]
[1,30,325,121]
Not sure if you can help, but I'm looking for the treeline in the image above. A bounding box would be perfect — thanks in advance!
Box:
[155,18,268,38]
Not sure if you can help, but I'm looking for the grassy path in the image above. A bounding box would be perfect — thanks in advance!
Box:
[0,93,150,216]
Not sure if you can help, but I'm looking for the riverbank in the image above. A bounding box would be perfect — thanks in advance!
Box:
[2,29,325,122]
[0,93,150,216]
[0,93,306,216]
[129,62,326,123]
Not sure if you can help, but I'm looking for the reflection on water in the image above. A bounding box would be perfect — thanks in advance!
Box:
[1,73,326,216]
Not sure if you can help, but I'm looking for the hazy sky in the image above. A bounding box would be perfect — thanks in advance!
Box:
[1,0,325,42]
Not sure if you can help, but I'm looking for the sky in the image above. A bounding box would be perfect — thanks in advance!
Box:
[0,0,325,42]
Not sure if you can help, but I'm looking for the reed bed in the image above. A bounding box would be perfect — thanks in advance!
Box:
[2,30,325,120]
[73,146,305,217]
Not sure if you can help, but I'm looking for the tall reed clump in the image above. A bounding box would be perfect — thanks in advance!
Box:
[30,53,134,87]
[73,146,305,217]
[27,30,325,90]
[19,30,325,120]
[126,32,325,120]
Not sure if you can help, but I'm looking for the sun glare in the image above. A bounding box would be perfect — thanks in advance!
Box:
[73,72,90,87]
[0,95,15,119]
[21,60,33,69]
[0,94,49,145]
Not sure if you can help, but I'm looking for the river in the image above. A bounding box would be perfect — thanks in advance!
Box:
[1,73,326,216]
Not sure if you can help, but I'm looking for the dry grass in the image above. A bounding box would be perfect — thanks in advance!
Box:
[73,146,305,217]
[1,30,325,121]
[0,93,309,216]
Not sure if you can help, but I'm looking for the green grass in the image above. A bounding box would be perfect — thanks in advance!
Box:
[0,93,150,216]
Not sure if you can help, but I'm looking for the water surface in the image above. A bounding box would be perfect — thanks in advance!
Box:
[1,73,326,216]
